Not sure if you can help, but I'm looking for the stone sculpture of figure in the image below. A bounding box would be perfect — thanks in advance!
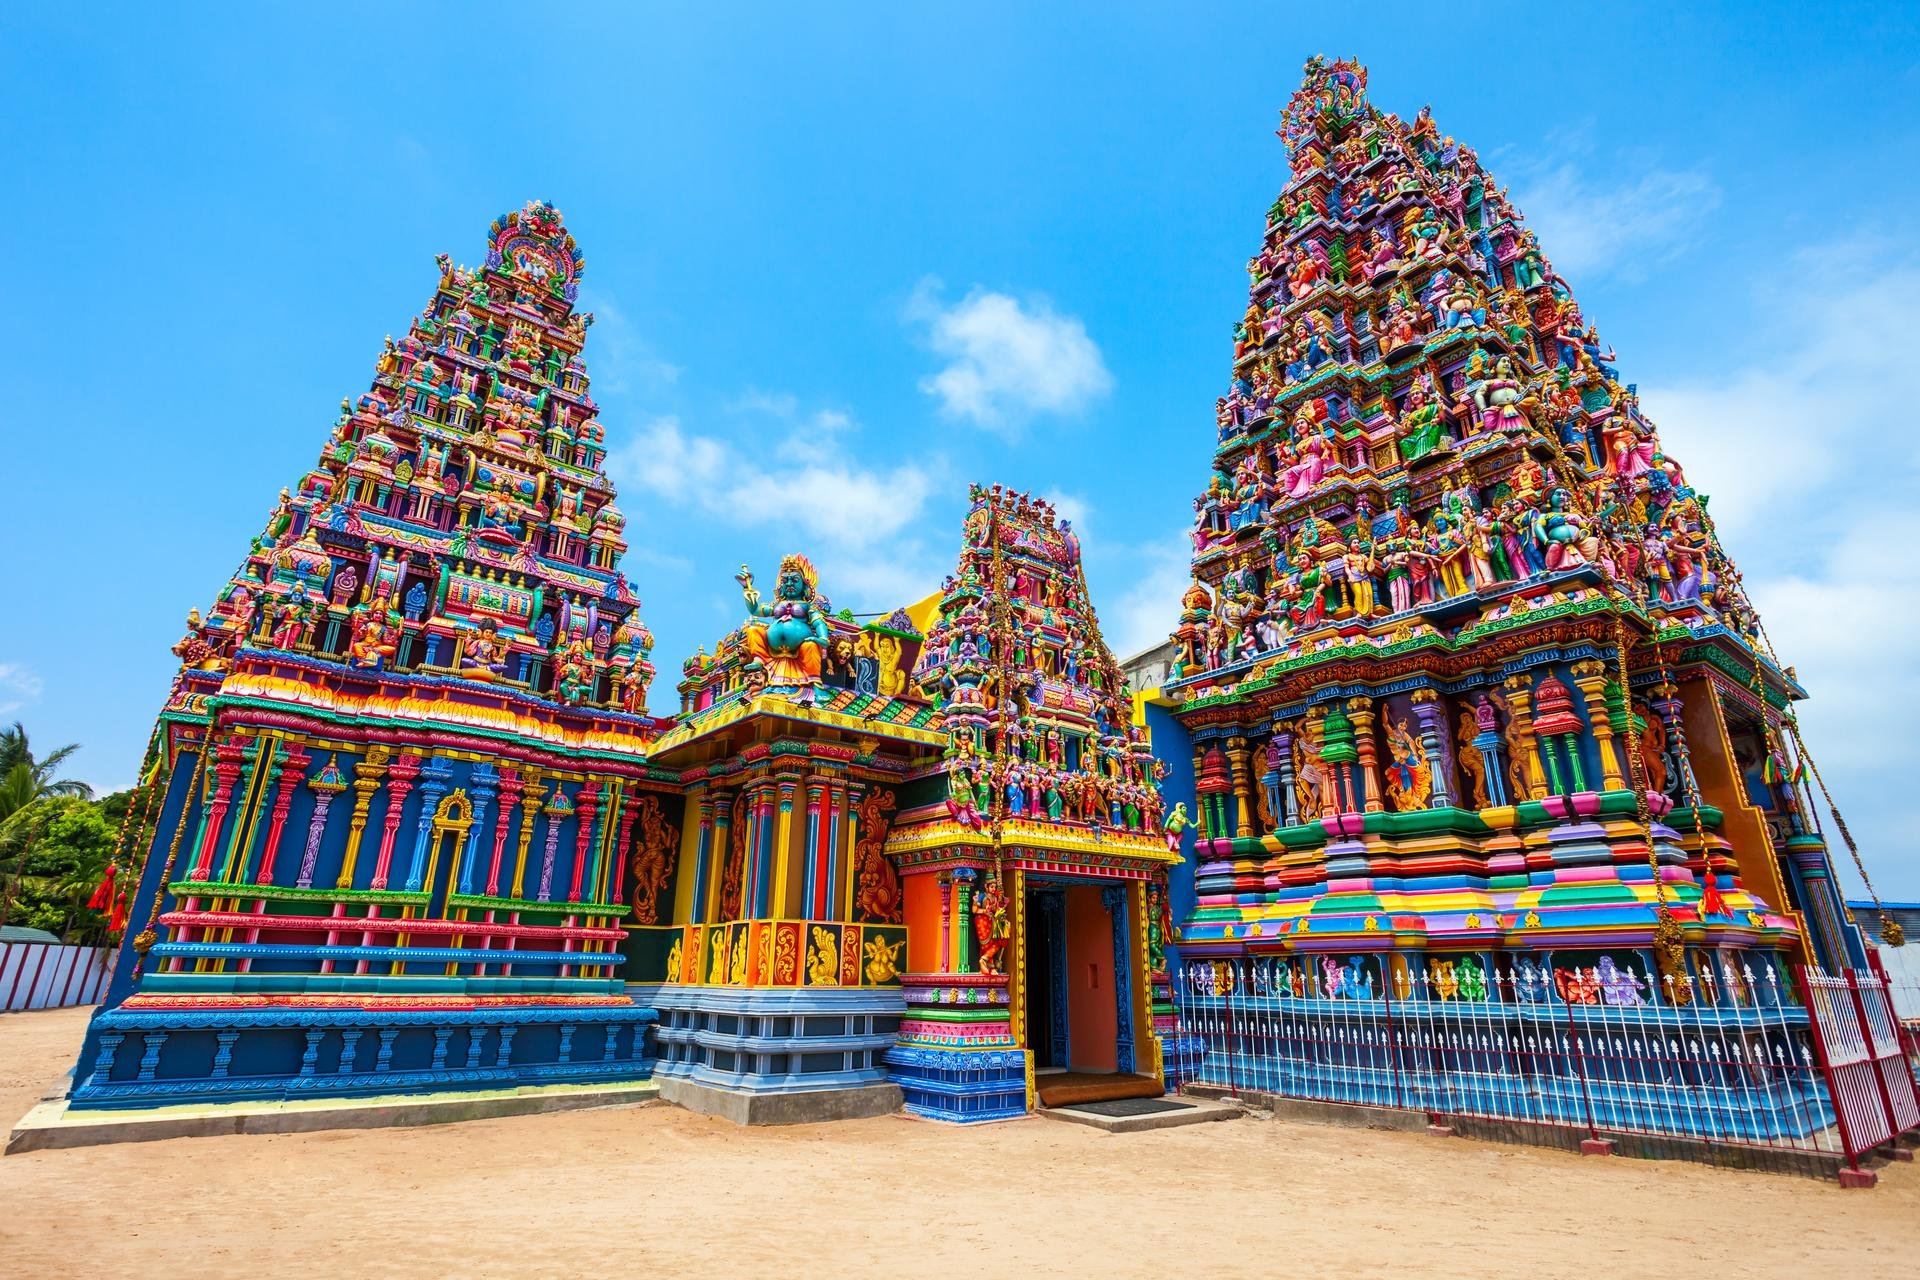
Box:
[460,619,509,678]
[1597,955,1646,1007]
[1162,801,1189,854]
[736,555,829,690]
[346,594,401,670]
[1283,425,1334,498]
[269,595,312,651]
[1397,377,1448,462]
[1513,958,1548,1002]
[974,877,1011,976]
[946,759,985,830]
[1473,356,1527,435]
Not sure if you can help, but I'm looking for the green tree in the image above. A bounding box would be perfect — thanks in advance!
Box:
[0,722,94,825]
[0,797,117,942]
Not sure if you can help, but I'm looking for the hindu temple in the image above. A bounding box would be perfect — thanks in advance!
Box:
[61,58,1894,1136]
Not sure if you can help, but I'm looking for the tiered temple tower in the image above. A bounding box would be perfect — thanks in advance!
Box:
[74,203,672,1109]
[884,486,1181,1121]
[1159,58,1868,1011]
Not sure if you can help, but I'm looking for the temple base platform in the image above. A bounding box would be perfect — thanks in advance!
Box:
[11,1078,658,1153]
[634,983,904,1122]
[654,1077,901,1125]
[66,999,657,1111]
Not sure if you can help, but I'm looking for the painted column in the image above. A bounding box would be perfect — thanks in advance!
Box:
[769,775,800,919]
[938,872,952,972]
[839,781,863,922]
[536,783,570,902]
[1410,689,1452,809]
[1274,725,1299,826]
[1225,736,1255,837]
[334,747,389,890]
[1101,885,1136,1074]
[484,768,525,898]
[1501,675,1551,801]
[566,781,602,903]
[709,791,735,922]
[252,742,311,884]
[608,793,640,908]
[1471,696,1508,808]
[456,763,499,897]
[401,757,454,892]
[952,867,976,973]
[1570,659,1626,791]
[1347,697,1384,814]
[1649,685,1698,797]
[689,791,716,924]
[825,780,847,921]
[369,753,423,890]
[509,775,546,900]
[1190,747,1211,840]
[296,755,348,890]
[801,779,825,918]
[188,735,250,881]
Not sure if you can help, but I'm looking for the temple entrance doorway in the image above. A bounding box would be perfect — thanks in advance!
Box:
[1024,882,1158,1106]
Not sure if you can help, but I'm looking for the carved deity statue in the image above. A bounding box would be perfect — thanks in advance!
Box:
[736,556,830,690]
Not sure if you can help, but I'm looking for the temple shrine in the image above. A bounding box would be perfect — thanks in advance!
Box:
[61,61,1898,1135]
[1150,58,1878,1079]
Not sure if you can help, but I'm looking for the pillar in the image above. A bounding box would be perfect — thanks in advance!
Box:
[484,768,526,899]
[689,791,716,923]
[1410,689,1451,809]
[1225,736,1255,837]
[456,763,499,897]
[402,757,454,892]
[1501,676,1550,801]
[509,774,546,900]
[1570,659,1626,791]
[252,742,312,885]
[370,753,424,890]
[334,747,389,890]
[953,867,976,974]
[566,780,602,902]
[1348,697,1384,814]
[189,735,250,882]
[1274,724,1299,826]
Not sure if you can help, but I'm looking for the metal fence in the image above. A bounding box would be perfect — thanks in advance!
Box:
[1169,954,1920,1180]
[0,942,111,1012]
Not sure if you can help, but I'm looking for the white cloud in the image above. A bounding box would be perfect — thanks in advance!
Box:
[1092,535,1190,661]
[576,292,681,395]
[607,402,942,587]
[1511,160,1719,283]
[0,663,43,716]
[1636,237,1918,896]
[907,278,1111,429]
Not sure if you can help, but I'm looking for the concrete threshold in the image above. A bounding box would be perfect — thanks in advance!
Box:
[8,1080,659,1154]
[1040,1096,1242,1134]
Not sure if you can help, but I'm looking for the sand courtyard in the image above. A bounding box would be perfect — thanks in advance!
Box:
[1,1004,1915,1279]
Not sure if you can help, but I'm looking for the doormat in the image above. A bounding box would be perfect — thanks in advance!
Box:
[1059,1097,1193,1118]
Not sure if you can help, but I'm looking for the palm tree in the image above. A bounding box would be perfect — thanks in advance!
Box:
[0,722,92,825]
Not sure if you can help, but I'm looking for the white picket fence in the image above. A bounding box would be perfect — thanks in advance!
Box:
[0,942,110,1012]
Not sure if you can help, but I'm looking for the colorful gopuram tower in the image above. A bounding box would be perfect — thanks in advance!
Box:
[622,556,936,1123]
[1159,57,1870,1015]
[71,202,673,1109]
[884,486,1181,1121]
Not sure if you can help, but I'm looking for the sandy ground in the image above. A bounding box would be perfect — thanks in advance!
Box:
[1,1006,1916,1279]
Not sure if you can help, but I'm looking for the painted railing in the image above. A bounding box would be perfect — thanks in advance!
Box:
[1169,956,1920,1181]
[627,920,907,989]
[1,942,111,1012]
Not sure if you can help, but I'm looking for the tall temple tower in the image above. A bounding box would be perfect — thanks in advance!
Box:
[1158,58,1873,1013]
[71,203,673,1109]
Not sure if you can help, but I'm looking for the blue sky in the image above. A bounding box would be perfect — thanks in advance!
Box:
[3,3,1916,896]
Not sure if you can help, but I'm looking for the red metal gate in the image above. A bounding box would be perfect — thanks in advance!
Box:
[1798,965,1920,1170]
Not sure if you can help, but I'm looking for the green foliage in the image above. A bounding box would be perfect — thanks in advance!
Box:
[0,724,117,944]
